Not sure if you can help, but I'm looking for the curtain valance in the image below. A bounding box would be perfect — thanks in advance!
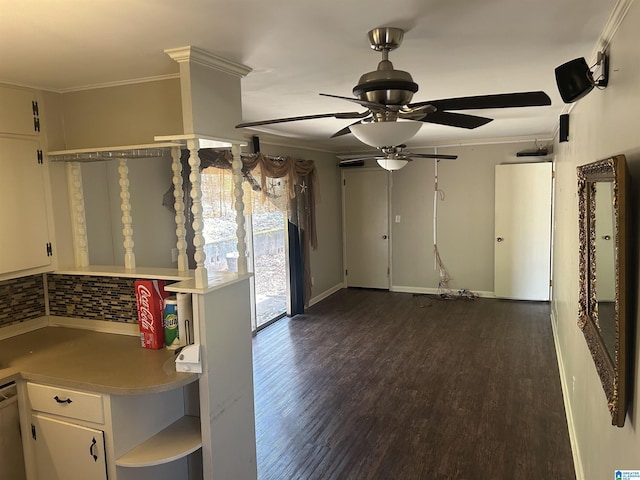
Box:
[166,149,319,306]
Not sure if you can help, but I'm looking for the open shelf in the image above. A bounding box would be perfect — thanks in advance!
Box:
[47,142,181,162]
[53,265,193,281]
[115,416,201,468]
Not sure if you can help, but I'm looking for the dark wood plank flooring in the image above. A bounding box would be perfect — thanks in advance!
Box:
[253,289,576,480]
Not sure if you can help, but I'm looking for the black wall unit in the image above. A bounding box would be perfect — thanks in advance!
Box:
[559,114,569,143]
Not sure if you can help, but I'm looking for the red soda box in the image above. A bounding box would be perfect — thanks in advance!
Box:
[135,279,168,349]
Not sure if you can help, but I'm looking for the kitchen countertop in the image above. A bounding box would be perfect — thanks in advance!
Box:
[0,326,198,395]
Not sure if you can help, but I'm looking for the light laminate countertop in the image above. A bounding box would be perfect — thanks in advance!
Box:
[0,326,198,395]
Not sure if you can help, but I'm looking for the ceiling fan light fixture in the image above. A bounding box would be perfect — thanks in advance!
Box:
[350,120,422,148]
[376,157,409,171]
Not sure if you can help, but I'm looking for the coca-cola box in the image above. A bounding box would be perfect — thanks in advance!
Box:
[135,279,168,349]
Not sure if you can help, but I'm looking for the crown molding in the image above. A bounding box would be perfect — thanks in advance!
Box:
[164,46,252,78]
[590,0,635,59]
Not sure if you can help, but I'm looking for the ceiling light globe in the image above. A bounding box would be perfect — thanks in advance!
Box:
[350,121,422,148]
[376,158,409,171]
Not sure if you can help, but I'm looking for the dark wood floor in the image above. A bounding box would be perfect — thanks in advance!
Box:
[253,288,576,480]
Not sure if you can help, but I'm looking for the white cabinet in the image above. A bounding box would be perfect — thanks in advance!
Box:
[0,84,40,136]
[23,381,200,480]
[31,414,107,480]
[27,384,108,480]
[0,83,53,277]
[0,136,53,275]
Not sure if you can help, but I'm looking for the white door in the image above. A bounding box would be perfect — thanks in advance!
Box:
[494,162,552,300]
[343,169,389,289]
[32,414,107,480]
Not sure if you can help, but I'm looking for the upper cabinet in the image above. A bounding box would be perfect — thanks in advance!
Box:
[0,84,40,136]
[0,84,54,278]
[0,136,52,275]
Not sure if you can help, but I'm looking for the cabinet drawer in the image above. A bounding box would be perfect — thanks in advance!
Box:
[27,383,104,424]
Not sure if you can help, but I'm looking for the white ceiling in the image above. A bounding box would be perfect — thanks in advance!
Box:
[0,0,616,151]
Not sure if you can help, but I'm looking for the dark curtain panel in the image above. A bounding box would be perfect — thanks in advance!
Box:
[288,221,305,315]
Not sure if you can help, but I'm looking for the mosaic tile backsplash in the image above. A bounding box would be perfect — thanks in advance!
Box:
[47,274,139,323]
[0,275,46,328]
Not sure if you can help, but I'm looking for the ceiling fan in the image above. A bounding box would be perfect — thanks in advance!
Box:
[236,27,552,146]
[338,145,457,171]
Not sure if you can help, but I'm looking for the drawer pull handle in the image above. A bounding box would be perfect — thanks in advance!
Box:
[89,437,98,461]
[53,395,72,404]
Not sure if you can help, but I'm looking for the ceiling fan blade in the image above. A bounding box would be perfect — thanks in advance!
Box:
[337,153,375,161]
[399,110,428,121]
[421,111,493,129]
[319,93,386,110]
[236,111,366,128]
[339,158,374,165]
[412,91,552,111]
[331,125,354,138]
[407,153,458,160]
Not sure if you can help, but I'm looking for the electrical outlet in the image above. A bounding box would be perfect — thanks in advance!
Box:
[171,248,178,263]
[311,277,315,286]
[572,376,576,393]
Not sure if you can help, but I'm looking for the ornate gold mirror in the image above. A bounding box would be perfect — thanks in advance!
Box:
[577,154,630,427]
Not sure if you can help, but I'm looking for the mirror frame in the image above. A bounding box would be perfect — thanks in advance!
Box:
[577,154,630,427]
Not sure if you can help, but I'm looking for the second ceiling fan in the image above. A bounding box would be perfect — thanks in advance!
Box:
[236,27,552,144]
[338,145,458,171]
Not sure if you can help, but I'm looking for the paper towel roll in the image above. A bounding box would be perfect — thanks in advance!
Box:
[176,293,194,346]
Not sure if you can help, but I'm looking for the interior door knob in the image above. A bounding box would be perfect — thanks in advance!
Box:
[382,235,388,239]
[496,237,504,242]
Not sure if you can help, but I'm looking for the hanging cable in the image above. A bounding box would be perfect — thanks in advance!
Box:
[432,151,476,300]
[433,155,452,298]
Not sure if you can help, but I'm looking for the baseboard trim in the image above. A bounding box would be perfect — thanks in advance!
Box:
[48,316,140,337]
[550,309,584,480]
[390,285,496,298]
[309,283,344,307]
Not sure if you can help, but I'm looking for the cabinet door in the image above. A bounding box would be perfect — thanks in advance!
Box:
[0,85,39,136]
[0,136,52,274]
[32,413,107,480]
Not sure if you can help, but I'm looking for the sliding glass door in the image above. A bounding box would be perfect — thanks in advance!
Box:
[250,209,288,329]
[200,167,288,332]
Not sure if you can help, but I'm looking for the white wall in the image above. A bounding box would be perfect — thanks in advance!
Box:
[60,79,183,149]
[552,1,640,478]
[390,142,550,295]
[81,155,177,268]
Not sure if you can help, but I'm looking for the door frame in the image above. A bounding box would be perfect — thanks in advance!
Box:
[341,167,392,289]
[247,211,291,334]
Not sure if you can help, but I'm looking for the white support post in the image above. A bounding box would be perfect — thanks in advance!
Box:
[231,143,247,274]
[188,139,208,288]
[66,162,90,268]
[171,146,189,272]
[118,158,136,270]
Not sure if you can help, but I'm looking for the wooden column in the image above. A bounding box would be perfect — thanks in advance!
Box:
[188,139,207,288]
[231,143,247,274]
[118,158,135,269]
[66,162,89,268]
[171,146,189,272]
